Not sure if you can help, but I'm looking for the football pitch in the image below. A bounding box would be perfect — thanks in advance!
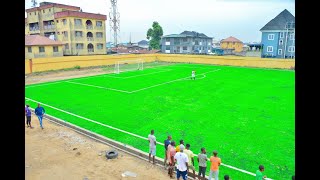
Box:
[25,62,295,179]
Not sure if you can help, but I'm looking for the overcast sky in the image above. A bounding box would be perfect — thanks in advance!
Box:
[25,0,295,43]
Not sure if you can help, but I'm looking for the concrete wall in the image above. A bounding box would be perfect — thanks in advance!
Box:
[25,54,295,74]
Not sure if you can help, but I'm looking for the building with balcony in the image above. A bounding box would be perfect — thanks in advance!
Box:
[25,2,107,56]
[25,35,65,59]
[161,31,213,54]
[260,9,295,59]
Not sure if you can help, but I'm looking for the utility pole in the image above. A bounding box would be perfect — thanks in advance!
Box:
[109,0,120,46]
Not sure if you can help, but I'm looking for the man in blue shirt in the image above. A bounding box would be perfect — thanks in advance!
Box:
[35,103,45,129]
[25,105,32,128]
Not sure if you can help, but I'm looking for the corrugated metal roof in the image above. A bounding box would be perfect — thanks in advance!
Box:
[25,35,65,46]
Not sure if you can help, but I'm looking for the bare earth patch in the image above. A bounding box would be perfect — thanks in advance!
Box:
[25,68,170,180]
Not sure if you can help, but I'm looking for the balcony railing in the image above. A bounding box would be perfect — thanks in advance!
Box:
[74,24,84,29]
[29,27,40,31]
[87,37,94,41]
[43,25,55,30]
[94,26,103,30]
[86,25,93,30]
[95,37,104,41]
[75,36,84,41]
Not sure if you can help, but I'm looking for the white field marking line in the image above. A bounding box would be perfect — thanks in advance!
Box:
[25,81,63,88]
[65,81,131,93]
[181,74,206,80]
[102,69,172,79]
[24,97,153,142]
[130,69,221,93]
[24,97,272,179]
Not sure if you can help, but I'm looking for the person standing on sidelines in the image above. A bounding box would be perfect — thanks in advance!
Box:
[209,150,221,180]
[164,135,172,167]
[148,129,156,164]
[176,139,185,152]
[35,103,45,129]
[174,146,189,180]
[255,165,267,180]
[167,141,176,179]
[183,144,196,179]
[25,105,33,128]
[197,147,208,180]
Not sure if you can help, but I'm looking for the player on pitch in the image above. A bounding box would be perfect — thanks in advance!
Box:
[191,70,196,80]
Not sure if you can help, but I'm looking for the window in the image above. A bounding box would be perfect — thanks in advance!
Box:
[74,19,82,25]
[174,38,180,45]
[28,47,32,53]
[56,20,59,23]
[97,43,104,49]
[76,43,84,49]
[49,9,51,12]
[288,46,295,52]
[39,46,45,52]
[43,10,45,13]
[183,38,187,42]
[267,46,273,52]
[34,12,36,15]
[53,46,58,52]
[278,49,282,55]
[290,33,295,40]
[279,40,283,46]
[29,13,31,15]
[62,19,67,25]
[268,34,274,40]
[280,32,284,38]
[183,46,187,50]
[63,31,68,37]
[65,43,69,49]
[166,46,170,50]
[195,40,199,45]
[96,32,103,38]
[96,21,102,27]
[166,38,170,42]
[75,31,83,37]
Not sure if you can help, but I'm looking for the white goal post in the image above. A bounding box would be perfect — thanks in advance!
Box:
[114,59,144,74]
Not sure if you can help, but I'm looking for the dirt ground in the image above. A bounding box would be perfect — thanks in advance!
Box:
[25,68,172,180]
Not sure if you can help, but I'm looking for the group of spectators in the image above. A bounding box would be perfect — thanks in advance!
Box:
[148,130,272,180]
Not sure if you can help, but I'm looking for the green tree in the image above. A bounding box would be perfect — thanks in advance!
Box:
[146,21,163,50]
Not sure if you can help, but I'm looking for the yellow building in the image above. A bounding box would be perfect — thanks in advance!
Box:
[25,35,65,59]
[25,2,107,56]
[220,36,244,52]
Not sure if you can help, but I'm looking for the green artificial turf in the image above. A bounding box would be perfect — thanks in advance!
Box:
[25,62,295,179]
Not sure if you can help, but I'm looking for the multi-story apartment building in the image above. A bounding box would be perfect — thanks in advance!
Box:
[260,9,295,59]
[25,2,107,56]
[161,31,212,54]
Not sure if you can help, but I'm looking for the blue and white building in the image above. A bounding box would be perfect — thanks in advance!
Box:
[260,9,295,59]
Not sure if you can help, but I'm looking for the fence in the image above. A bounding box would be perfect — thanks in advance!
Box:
[25,54,295,74]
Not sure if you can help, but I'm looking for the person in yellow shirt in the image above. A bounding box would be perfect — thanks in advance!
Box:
[176,139,185,152]
[209,150,221,180]
[183,144,196,179]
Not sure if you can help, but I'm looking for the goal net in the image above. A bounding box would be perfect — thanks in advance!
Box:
[114,59,144,74]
